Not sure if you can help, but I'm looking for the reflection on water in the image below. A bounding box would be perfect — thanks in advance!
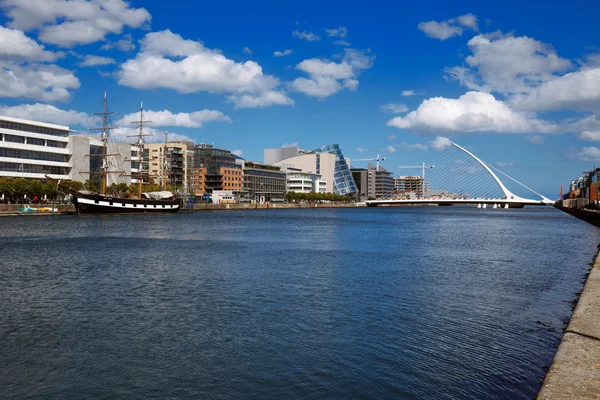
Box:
[0,207,598,399]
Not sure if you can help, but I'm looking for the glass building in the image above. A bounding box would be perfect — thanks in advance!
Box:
[312,144,358,196]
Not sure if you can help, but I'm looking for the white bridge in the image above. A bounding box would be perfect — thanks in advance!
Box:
[366,142,553,208]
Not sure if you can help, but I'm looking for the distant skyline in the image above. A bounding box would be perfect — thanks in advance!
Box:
[0,0,598,196]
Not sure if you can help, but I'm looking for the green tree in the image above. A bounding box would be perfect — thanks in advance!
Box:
[12,178,29,199]
[28,180,44,197]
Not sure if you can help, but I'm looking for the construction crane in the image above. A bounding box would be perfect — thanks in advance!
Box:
[398,162,434,180]
[398,162,434,198]
[352,154,386,171]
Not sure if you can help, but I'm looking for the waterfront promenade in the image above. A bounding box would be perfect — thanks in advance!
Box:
[0,202,367,216]
[538,249,600,399]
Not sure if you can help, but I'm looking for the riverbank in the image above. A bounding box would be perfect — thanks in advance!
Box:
[537,248,600,398]
[555,205,600,228]
[0,202,367,216]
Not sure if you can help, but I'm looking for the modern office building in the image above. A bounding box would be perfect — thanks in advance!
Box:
[351,163,393,199]
[265,144,356,195]
[351,168,374,199]
[0,115,71,180]
[190,144,242,196]
[241,161,287,201]
[374,165,394,198]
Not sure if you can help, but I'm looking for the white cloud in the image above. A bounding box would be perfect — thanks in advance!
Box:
[399,143,428,150]
[325,26,347,38]
[80,55,116,67]
[118,30,288,106]
[232,149,243,157]
[229,90,295,109]
[273,49,293,57]
[430,136,452,151]
[387,134,397,140]
[356,147,368,153]
[418,20,463,40]
[0,103,96,126]
[343,79,359,91]
[0,62,80,101]
[282,141,299,148]
[579,131,600,141]
[242,47,252,55]
[117,108,231,128]
[418,14,478,40]
[109,126,193,144]
[292,30,320,42]
[510,67,600,112]
[333,40,351,47]
[101,34,135,52]
[570,146,600,161]
[387,91,559,135]
[382,145,396,153]
[291,48,374,98]
[380,103,408,114]
[457,14,478,31]
[526,135,544,144]
[494,161,514,168]
[450,32,572,95]
[401,90,419,97]
[0,26,63,61]
[291,76,342,98]
[296,58,355,79]
[3,0,151,47]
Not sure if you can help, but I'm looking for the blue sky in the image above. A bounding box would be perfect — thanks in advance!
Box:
[0,0,599,197]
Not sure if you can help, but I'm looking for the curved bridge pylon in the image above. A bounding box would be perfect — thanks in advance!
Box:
[366,141,553,208]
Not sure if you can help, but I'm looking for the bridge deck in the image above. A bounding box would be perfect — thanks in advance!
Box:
[366,198,551,207]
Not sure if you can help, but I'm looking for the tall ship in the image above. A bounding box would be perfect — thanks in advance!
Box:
[72,92,181,214]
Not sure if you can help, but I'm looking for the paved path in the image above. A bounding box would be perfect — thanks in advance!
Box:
[538,252,600,399]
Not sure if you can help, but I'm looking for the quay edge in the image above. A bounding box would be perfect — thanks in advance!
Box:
[537,249,600,399]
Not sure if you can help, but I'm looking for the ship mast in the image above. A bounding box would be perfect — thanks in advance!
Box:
[163,130,169,191]
[129,102,151,199]
[90,90,116,195]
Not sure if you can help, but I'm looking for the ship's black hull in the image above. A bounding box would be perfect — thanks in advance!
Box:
[72,193,180,214]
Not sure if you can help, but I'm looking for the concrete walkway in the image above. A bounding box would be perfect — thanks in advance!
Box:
[538,252,600,399]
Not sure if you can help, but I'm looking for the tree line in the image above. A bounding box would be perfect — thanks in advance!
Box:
[0,177,170,203]
[284,191,353,202]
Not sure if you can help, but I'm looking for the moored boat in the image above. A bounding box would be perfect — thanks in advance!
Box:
[72,92,181,215]
[72,190,180,214]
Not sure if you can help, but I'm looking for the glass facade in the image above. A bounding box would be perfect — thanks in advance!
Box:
[313,144,358,195]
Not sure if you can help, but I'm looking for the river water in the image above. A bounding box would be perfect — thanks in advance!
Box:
[0,207,598,399]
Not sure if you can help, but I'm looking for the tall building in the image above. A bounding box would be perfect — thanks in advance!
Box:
[0,115,71,180]
[241,161,287,201]
[190,144,242,196]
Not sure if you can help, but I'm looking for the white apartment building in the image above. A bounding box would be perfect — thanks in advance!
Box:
[0,115,71,180]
